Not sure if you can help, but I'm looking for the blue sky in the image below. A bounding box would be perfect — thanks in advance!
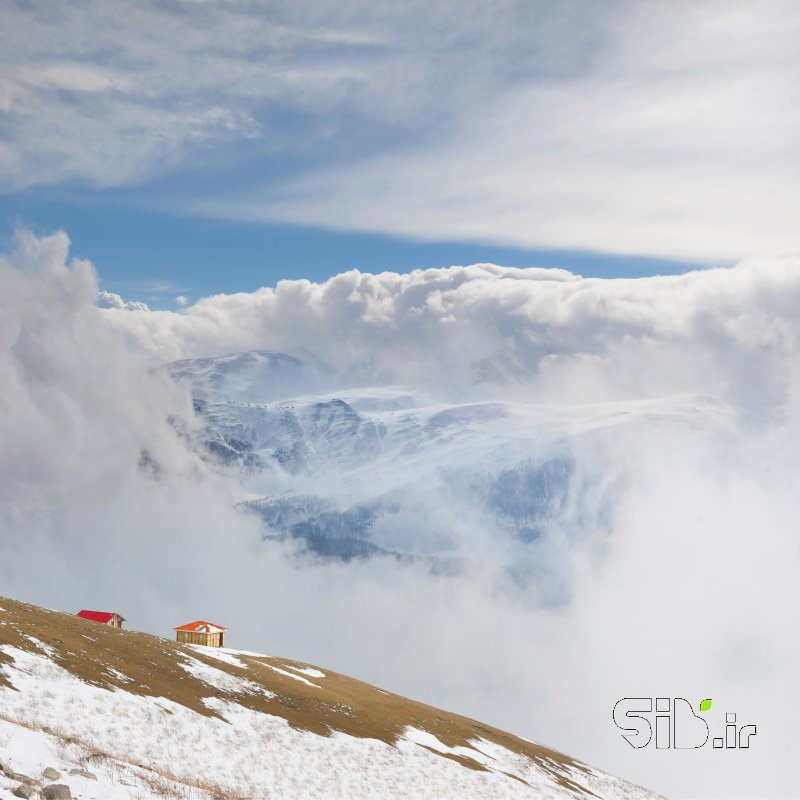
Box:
[0,191,696,308]
[1,0,797,307]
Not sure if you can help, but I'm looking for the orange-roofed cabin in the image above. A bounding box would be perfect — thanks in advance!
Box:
[77,610,125,628]
[175,621,228,648]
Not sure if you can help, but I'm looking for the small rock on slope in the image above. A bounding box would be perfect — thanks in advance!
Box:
[42,785,72,800]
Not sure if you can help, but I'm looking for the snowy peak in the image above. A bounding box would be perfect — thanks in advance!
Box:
[165,350,328,404]
[0,597,662,800]
[193,394,387,475]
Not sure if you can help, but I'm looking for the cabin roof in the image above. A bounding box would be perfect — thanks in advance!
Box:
[77,610,125,623]
[174,620,228,633]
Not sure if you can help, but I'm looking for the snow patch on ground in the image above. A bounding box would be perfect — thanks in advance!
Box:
[21,636,56,658]
[265,663,321,687]
[178,654,274,698]
[186,645,247,669]
[402,726,495,766]
[284,664,326,679]
[218,646,270,657]
[105,667,133,683]
[0,716,157,800]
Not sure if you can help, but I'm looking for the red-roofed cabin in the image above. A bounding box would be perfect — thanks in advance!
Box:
[76,610,125,628]
[175,621,227,648]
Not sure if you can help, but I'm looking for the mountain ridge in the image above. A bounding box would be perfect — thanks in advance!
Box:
[165,350,736,565]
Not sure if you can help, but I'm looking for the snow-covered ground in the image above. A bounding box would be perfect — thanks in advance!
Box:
[0,600,663,800]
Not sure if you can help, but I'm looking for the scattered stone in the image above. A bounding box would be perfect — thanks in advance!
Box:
[12,786,35,799]
[43,767,62,780]
[42,785,72,800]
[68,768,98,780]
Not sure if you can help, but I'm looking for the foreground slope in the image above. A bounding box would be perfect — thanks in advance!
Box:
[0,598,660,800]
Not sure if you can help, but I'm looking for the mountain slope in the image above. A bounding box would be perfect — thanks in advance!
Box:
[0,597,660,800]
[167,350,737,564]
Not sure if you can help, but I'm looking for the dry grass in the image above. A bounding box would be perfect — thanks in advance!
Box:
[0,707,247,800]
[0,595,593,795]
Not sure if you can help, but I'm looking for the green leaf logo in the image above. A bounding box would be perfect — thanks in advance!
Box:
[699,698,712,712]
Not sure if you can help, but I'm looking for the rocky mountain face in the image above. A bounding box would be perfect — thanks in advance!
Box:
[165,350,734,573]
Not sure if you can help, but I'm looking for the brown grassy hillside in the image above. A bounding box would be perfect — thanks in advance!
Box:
[0,596,603,795]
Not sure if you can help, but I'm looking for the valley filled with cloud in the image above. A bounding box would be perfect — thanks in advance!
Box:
[2,229,799,797]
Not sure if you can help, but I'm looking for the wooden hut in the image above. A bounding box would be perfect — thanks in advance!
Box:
[76,610,125,629]
[174,620,228,647]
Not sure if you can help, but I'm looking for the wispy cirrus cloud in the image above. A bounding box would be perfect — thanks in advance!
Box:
[210,0,800,263]
[8,2,799,262]
[0,0,423,188]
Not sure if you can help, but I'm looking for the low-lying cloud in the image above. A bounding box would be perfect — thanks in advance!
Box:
[108,254,800,416]
[2,231,799,798]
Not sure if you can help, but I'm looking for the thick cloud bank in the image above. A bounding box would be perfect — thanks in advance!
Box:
[2,232,800,798]
[110,255,800,415]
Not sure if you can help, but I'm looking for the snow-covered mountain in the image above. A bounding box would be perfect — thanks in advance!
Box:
[166,350,336,405]
[165,351,736,566]
[0,596,662,800]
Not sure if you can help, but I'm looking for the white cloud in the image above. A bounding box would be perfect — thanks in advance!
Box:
[100,245,800,797]
[97,290,150,312]
[228,0,800,262]
[4,238,800,798]
[3,1,797,260]
[19,64,119,93]
[102,256,800,417]
[0,0,407,188]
